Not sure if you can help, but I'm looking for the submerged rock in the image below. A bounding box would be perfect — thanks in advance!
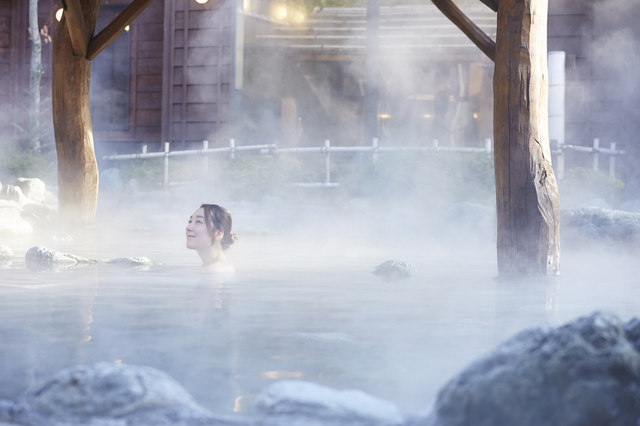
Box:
[25,247,97,271]
[428,311,640,426]
[256,380,403,426]
[372,260,416,281]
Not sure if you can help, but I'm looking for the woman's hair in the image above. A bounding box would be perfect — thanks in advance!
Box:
[200,204,238,250]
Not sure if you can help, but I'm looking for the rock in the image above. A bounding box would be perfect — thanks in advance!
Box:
[0,207,33,236]
[0,246,13,261]
[561,207,640,245]
[428,311,640,426]
[102,257,154,269]
[99,168,123,192]
[25,247,96,272]
[256,380,403,426]
[0,185,29,207]
[21,203,58,229]
[23,363,216,425]
[372,260,416,281]
[13,178,46,204]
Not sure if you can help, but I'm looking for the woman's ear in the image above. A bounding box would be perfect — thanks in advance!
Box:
[213,230,224,241]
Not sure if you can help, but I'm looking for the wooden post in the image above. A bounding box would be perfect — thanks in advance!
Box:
[230,138,236,160]
[372,137,378,163]
[324,139,331,185]
[164,142,170,186]
[609,142,616,177]
[52,2,100,225]
[203,140,209,178]
[592,138,600,172]
[493,0,560,276]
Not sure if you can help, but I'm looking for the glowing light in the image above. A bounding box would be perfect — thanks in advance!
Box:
[195,0,209,4]
[82,335,91,342]
[261,371,303,380]
[55,8,63,21]
[473,112,478,119]
[274,6,287,19]
[233,396,243,412]
[114,359,122,365]
[378,113,391,119]
[124,25,130,32]
[423,114,433,118]
[292,11,305,23]
[243,0,250,11]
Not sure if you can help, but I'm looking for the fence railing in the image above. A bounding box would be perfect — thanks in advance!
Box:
[551,138,625,180]
[102,137,625,187]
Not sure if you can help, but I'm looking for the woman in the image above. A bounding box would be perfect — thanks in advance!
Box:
[186,204,237,274]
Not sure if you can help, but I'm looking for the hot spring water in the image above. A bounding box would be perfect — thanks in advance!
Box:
[1,219,639,416]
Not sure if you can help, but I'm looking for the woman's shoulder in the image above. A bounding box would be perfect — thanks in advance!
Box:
[201,260,235,275]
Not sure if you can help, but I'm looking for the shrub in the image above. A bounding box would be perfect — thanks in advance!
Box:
[559,167,624,208]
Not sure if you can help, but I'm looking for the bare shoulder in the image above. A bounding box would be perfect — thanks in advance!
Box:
[201,260,235,275]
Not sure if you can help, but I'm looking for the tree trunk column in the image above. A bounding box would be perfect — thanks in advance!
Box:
[493,0,560,276]
[52,11,99,225]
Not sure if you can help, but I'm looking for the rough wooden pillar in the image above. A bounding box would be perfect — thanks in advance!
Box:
[52,1,100,225]
[493,0,560,276]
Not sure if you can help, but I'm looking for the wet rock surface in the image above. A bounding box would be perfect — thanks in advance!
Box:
[0,245,13,261]
[256,380,403,426]
[0,363,242,426]
[25,247,97,271]
[428,311,640,426]
[372,260,416,280]
[561,207,640,246]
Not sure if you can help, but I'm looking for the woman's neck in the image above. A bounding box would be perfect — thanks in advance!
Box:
[197,244,226,267]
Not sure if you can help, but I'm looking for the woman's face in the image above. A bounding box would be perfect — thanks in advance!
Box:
[186,208,212,250]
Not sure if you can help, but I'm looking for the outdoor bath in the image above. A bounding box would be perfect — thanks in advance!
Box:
[1,196,640,422]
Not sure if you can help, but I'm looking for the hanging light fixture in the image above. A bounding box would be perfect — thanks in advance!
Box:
[195,0,209,4]
[55,8,63,21]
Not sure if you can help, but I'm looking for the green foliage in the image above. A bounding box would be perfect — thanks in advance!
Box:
[214,155,305,201]
[559,167,624,208]
[340,151,495,209]
[119,159,165,191]
[0,147,53,182]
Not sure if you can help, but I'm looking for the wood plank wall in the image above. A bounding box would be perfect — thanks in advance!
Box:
[548,0,591,148]
[162,0,234,150]
[0,0,13,135]
[96,0,165,154]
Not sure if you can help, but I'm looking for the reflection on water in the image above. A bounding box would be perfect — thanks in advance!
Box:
[0,234,639,415]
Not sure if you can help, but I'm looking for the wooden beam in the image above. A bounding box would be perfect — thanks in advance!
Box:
[62,0,89,57]
[432,0,496,62]
[479,0,498,13]
[86,0,156,61]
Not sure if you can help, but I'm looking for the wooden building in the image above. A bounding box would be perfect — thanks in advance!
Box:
[0,0,639,178]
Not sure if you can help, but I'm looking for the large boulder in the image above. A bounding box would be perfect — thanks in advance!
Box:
[0,185,29,207]
[0,207,33,236]
[427,311,640,426]
[255,380,403,426]
[17,363,224,425]
[13,178,46,204]
[561,207,640,246]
